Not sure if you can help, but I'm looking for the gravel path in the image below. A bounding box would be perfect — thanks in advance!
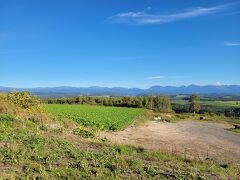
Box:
[99,120,240,164]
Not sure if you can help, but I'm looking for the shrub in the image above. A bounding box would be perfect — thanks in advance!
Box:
[225,107,240,117]
[0,92,48,124]
[73,126,95,138]
[7,92,41,109]
[28,116,39,123]
[172,103,189,113]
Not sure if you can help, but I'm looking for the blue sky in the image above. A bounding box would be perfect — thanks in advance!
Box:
[1,0,240,88]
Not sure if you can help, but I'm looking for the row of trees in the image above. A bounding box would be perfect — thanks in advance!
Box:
[45,96,172,113]
[45,94,201,113]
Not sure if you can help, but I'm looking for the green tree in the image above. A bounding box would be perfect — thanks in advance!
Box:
[142,97,147,107]
[137,97,143,108]
[153,96,172,113]
[107,98,113,106]
[189,94,201,114]
[144,96,153,109]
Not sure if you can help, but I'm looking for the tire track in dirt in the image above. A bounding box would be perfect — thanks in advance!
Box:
[99,120,240,164]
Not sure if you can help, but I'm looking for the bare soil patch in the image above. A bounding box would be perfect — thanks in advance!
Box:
[99,120,240,164]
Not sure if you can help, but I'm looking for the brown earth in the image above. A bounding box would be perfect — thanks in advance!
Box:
[99,120,240,164]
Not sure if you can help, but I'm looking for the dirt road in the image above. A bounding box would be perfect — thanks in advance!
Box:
[99,120,240,164]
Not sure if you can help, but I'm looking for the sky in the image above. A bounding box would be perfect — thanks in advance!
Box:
[1,0,240,88]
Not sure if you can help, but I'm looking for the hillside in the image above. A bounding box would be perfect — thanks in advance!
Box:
[1,92,239,179]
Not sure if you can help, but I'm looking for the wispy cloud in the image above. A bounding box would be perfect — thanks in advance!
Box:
[106,2,239,25]
[147,75,190,80]
[224,41,240,46]
[148,76,166,79]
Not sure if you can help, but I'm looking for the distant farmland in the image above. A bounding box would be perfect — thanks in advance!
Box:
[44,104,143,130]
[172,100,239,107]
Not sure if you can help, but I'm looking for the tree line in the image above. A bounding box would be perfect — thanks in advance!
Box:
[44,96,172,113]
[41,93,240,117]
[3,92,240,117]
[43,94,204,114]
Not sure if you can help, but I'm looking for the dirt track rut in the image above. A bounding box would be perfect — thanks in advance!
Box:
[99,121,240,164]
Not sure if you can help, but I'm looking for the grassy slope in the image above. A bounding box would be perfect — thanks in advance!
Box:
[1,115,239,179]
[0,96,239,179]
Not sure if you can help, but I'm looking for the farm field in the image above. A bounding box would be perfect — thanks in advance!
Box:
[44,104,143,130]
[201,100,240,107]
[172,99,240,107]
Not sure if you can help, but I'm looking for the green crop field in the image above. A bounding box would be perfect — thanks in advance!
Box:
[201,100,240,107]
[172,100,240,107]
[44,104,143,130]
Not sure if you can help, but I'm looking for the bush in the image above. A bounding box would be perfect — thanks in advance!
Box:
[172,103,189,113]
[0,92,48,124]
[225,107,240,117]
[7,92,41,109]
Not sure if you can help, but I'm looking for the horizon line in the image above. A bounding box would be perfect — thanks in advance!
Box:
[1,84,240,90]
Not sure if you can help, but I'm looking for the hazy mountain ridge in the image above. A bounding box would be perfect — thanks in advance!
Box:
[1,85,240,97]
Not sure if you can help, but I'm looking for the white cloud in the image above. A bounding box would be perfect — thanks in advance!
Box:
[224,41,240,46]
[214,82,222,86]
[148,76,166,79]
[106,2,239,25]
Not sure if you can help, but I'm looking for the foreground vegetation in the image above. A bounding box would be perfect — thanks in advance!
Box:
[44,104,143,131]
[1,92,240,179]
[2,114,239,179]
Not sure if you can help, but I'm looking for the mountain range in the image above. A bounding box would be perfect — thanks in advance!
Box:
[1,85,240,97]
